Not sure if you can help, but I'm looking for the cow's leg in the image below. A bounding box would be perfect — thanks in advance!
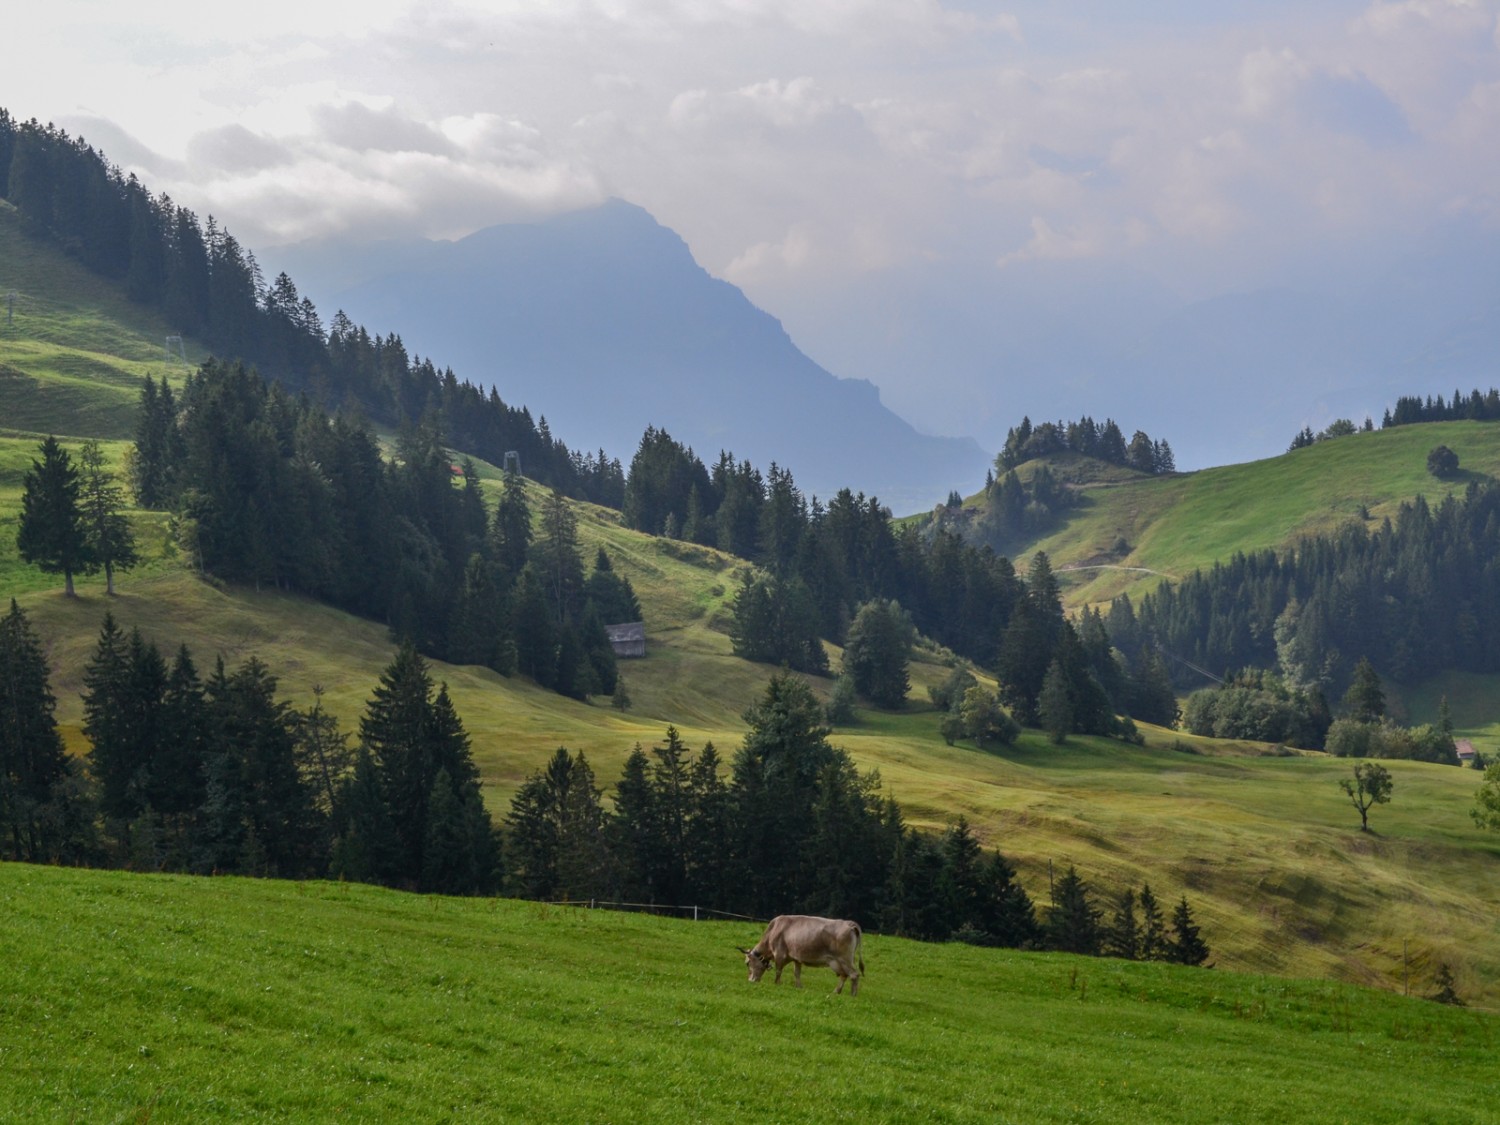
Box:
[792,960,803,988]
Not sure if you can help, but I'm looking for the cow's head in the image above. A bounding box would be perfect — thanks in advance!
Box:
[738,946,770,983]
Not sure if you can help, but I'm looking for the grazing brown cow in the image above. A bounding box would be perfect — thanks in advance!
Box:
[738,914,864,995]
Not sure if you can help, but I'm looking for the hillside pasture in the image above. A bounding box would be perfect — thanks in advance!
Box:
[2,865,1494,1124]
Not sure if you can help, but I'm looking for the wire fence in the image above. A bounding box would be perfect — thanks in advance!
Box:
[548,899,763,924]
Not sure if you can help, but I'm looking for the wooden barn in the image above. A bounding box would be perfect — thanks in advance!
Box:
[605,622,646,659]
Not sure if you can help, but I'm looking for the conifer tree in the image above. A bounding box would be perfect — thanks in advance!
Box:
[610,747,660,902]
[683,742,730,905]
[1038,659,1074,743]
[489,468,533,582]
[842,598,915,709]
[1104,888,1141,960]
[78,439,138,595]
[1138,883,1168,961]
[1342,657,1386,723]
[979,851,1038,948]
[353,644,490,887]
[17,435,94,596]
[82,614,143,825]
[204,656,319,877]
[1167,896,1212,966]
[0,600,69,861]
[1044,865,1101,954]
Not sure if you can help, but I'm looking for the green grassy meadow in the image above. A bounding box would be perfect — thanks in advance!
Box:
[2,197,1500,1040]
[955,426,1500,613]
[3,864,1494,1124]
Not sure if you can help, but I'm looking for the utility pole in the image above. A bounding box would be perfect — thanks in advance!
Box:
[5,291,15,327]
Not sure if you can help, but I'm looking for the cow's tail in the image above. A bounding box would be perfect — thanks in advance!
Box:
[854,922,865,975]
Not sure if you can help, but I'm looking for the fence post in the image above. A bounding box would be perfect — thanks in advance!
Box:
[694,905,700,922]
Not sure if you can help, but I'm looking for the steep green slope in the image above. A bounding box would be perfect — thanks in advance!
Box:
[944,427,1500,609]
[3,208,1499,1011]
[0,201,206,438]
[4,865,1494,1123]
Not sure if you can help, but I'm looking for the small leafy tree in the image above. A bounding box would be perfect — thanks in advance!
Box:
[959,685,1020,749]
[825,673,858,725]
[1471,761,1500,832]
[1429,963,1464,1006]
[1340,760,1393,831]
[1426,444,1459,478]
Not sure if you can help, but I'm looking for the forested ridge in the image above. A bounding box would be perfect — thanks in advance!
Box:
[0,108,624,505]
[1109,483,1500,697]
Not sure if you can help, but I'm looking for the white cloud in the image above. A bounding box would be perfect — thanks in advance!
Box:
[997,217,1104,267]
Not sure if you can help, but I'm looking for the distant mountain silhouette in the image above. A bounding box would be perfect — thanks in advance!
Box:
[274,200,986,509]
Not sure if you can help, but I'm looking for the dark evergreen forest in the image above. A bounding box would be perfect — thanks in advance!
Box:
[133,364,631,700]
[1108,485,1500,698]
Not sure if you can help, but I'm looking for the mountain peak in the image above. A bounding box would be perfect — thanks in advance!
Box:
[282,202,987,507]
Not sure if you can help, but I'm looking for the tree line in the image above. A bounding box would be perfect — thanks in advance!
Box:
[0,609,1210,964]
[1107,483,1500,724]
[624,429,1169,739]
[500,669,1210,962]
[1289,387,1500,451]
[997,415,1176,475]
[27,381,640,702]
[0,604,499,892]
[0,109,622,506]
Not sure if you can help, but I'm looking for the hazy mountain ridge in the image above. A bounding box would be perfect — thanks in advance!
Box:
[272,200,988,510]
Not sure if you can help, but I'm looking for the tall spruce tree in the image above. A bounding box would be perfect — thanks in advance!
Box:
[1044,865,1102,954]
[842,598,915,709]
[1167,896,1212,966]
[0,600,69,861]
[17,435,94,596]
[730,671,839,916]
[78,439,138,595]
[1138,883,1168,962]
[352,643,493,889]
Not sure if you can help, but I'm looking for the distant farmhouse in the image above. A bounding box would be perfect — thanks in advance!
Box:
[606,622,646,659]
[1456,739,1476,765]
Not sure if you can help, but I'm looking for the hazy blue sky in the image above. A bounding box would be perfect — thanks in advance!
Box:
[6,1,1499,461]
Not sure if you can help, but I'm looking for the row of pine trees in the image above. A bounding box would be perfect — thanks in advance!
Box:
[130,364,636,700]
[0,109,623,506]
[0,605,1209,963]
[0,602,499,893]
[1109,485,1500,696]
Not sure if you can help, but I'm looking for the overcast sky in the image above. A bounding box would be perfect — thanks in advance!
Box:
[7,1,1500,457]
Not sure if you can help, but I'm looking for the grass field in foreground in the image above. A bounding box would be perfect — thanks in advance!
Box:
[2,864,1495,1124]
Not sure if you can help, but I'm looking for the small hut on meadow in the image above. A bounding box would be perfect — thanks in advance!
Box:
[605,622,646,659]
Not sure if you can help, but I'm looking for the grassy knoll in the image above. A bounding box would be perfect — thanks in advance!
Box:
[3,864,1494,1124]
[959,424,1500,610]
